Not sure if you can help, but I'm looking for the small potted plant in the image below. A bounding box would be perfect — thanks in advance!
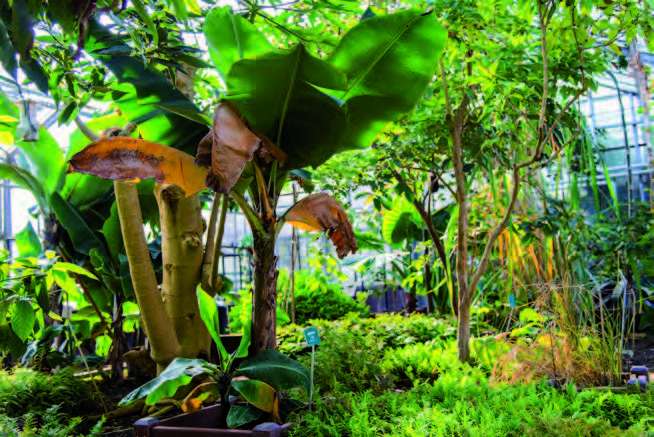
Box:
[126,288,309,436]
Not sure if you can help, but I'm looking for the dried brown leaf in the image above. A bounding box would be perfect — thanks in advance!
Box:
[196,102,261,193]
[285,193,357,258]
[69,136,208,196]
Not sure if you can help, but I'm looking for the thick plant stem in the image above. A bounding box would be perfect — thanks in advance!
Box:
[201,194,221,293]
[251,231,278,354]
[155,185,209,358]
[211,194,229,291]
[114,181,180,371]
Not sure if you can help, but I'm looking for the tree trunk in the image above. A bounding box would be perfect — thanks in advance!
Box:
[452,97,470,362]
[406,290,417,313]
[108,292,127,381]
[457,292,471,362]
[155,185,209,358]
[114,181,180,372]
[251,231,278,354]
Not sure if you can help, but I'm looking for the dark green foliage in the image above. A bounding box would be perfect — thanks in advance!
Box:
[0,368,101,423]
[290,379,654,436]
[278,313,455,358]
[86,20,207,154]
[280,313,654,436]
[0,404,105,437]
[291,270,369,324]
[213,7,446,171]
[278,314,459,393]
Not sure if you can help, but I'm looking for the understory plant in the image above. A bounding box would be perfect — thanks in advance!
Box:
[119,288,309,429]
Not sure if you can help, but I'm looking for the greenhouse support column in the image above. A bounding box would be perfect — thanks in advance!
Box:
[114,181,180,372]
[156,185,209,358]
[251,230,278,354]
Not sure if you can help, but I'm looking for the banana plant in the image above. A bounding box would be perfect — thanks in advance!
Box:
[119,287,309,429]
[69,6,447,358]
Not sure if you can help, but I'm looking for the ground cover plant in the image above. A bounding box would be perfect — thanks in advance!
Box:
[0,0,652,435]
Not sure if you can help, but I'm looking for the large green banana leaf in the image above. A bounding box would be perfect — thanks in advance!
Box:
[329,10,447,147]
[227,45,347,169]
[14,127,65,196]
[218,8,446,171]
[204,7,272,81]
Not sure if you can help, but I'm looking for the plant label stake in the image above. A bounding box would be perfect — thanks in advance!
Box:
[303,326,320,409]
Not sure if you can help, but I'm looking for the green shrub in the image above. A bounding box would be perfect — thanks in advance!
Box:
[0,405,104,437]
[380,340,460,386]
[290,373,654,436]
[0,368,101,422]
[283,313,654,436]
[277,313,461,394]
[285,269,369,324]
[228,289,290,332]
[277,313,456,358]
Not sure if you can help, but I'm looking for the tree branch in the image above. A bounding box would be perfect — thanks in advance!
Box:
[439,57,452,118]
[392,169,449,271]
[75,117,99,141]
[468,165,520,294]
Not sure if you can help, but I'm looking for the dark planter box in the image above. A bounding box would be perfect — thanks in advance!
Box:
[134,404,290,437]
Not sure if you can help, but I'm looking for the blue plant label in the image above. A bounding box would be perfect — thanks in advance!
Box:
[303,326,321,346]
[508,293,517,309]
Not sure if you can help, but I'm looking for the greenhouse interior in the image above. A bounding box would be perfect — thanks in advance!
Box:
[0,1,653,436]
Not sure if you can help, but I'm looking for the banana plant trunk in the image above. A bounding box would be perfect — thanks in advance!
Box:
[114,181,180,372]
[156,186,210,358]
[251,230,278,354]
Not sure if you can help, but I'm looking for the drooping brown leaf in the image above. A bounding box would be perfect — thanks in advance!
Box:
[196,102,261,193]
[69,136,208,196]
[285,193,357,258]
[196,102,288,193]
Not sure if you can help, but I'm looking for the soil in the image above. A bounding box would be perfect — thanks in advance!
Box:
[94,376,149,437]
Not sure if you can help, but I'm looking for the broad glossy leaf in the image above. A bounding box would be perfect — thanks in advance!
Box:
[235,349,310,393]
[329,10,447,147]
[69,137,208,197]
[285,193,357,258]
[227,45,347,169]
[11,300,35,341]
[87,20,206,154]
[15,222,41,258]
[0,164,47,211]
[8,0,48,94]
[231,379,275,413]
[119,358,212,406]
[101,201,123,262]
[204,7,271,81]
[15,127,65,195]
[226,403,265,429]
[382,196,422,245]
[196,286,229,365]
[196,102,261,193]
[0,19,17,78]
[233,314,251,359]
[50,192,108,258]
[52,262,98,280]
